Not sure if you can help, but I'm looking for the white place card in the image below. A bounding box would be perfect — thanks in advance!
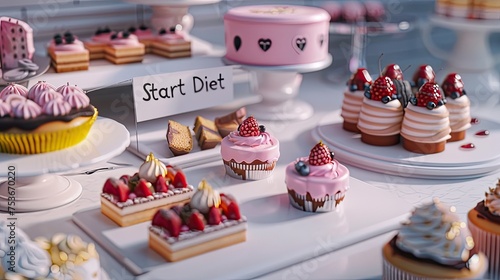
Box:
[132,66,234,122]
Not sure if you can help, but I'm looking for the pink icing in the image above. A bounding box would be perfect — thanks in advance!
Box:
[0,100,12,117]
[224,5,330,66]
[285,157,349,200]
[64,91,90,109]
[56,83,84,97]
[157,32,187,43]
[109,33,141,46]
[220,132,280,163]
[91,32,112,43]
[4,94,26,107]
[12,99,42,119]
[133,28,155,40]
[34,89,62,107]
[0,84,28,99]
[42,98,71,116]
[48,39,85,52]
[28,81,56,100]
[227,131,274,147]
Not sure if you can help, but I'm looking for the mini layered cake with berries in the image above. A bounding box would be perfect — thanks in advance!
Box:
[340,68,373,133]
[0,82,97,154]
[151,27,191,58]
[357,75,404,146]
[401,82,451,154]
[47,32,89,73]
[104,31,145,64]
[128,25,155,53]
[101,153,194,227]
[84,27,113,60]
[220,116,280,180]
[285,141,349,212]
[442,73,471,142]
[149,180,247,262]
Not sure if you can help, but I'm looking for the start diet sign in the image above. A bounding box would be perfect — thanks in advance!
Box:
[132,66,233,122]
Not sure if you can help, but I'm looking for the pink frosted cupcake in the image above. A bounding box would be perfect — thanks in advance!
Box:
[220,116,280,180]
[468,179,500,279]
[285,141,349,212]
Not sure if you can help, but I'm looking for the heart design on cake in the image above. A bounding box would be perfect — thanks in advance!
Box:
[295,37,306,51]
[234,36,242,51]
[258,38,272,52]
[319,34,324,47]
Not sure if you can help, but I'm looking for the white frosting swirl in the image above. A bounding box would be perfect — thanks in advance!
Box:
[190,180,221,214]
[445,95,471,133]
[340,90,364,123]
[34,89,63,107]
[0,84,28,100]
[401,104,451,143]
[28,81,57,100]
[485,180,500,216]
[396,200,475,266]
[42,98,71,116]
[138,153,167,183]
[228,131,275,147]
[12,99,42,119]
[64,91,90,109]
[0,99,12,117]
[357,98,403,136]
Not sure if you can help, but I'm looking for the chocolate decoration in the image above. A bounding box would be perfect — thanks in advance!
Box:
[258,38,272,52]
[474,201,500,224]
[394,80,413,108]
[319,34,324,47]
[388,235,476,270]
[295,37,306,51]
[234,36,242,51]
[0,105,95,132]
[287,189,328,212]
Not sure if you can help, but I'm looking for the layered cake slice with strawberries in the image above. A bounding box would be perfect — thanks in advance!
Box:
[149,180,247,262]
[101,153,194,227]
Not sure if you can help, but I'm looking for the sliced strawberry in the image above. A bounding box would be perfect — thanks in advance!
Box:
[172,171,188,188]
[155,175,168,193]
[441,73,465,99]
[308,141,332,166]
[103,177,130,202]
[207,206,222,225]
[152,209,182,237]
[102,178,118,196]
[165,166,176,183]
[119,174,130,185]
[220,195,231,216]
[238,116,260,137]
[134,178,153,197]
[187,209,206,231]
[411,82,445,110]
[226,202,241,220]
[412,65,435,88]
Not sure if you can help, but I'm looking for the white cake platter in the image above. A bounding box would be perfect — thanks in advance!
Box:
[312,111,500,179]
[73,160,412,278]
[0,118,130,212]
[223,55,333,121]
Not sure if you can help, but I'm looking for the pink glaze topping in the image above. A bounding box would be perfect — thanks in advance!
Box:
[0,100,11,117]
[4,94,26,107]
[56,83,84,97]
[42,98,71,116]
[109,33,141,46]
[28,81,56,100]
[91,31,113,43]
[0,83,28,99]
[48,38,85,52]
[221,132,280,163]
[285,157,349,199]
[34,89,62,107]
[64,91,90,109]
[12,99,42,119]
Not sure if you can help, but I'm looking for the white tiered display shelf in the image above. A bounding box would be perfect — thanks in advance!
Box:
[0,118,130,212]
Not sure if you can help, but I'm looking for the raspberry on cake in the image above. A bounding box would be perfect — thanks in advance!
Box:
[167,120,193,156]
[101,153,194,227]
[104,31,145,64]
[285,141,349,212]
[401,82,451,154]
[340,68,373,133]
[151,26,191,58]
[357,76,404,146]
[442,73,471,142]
[220,116,280,180]
[149,180,247,262]
[48,32,90,73]
[84,27,113,60]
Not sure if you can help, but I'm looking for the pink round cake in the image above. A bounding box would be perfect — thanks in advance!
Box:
[286,142,349,212]
[220,116,280,180]
[224,5,330,66]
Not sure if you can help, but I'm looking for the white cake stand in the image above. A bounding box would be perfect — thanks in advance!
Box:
[422,15,500,101]
[223,55,332,121]
[123,0,220,33]
[0,118,130,212]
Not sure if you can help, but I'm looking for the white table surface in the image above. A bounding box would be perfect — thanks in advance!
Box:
[2,19,500,280]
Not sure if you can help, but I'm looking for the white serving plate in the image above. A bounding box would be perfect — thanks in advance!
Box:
[73,161,412,278]
[312,111,500,179]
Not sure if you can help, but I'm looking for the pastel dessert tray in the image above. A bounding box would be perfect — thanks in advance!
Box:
[313,110,500,179]
[73,160,413,277]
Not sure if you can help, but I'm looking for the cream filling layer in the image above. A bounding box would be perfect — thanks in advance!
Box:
[446,96,471,132]
[340,90,364,122]
[401,104,451,143]
[357,98,403,136]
